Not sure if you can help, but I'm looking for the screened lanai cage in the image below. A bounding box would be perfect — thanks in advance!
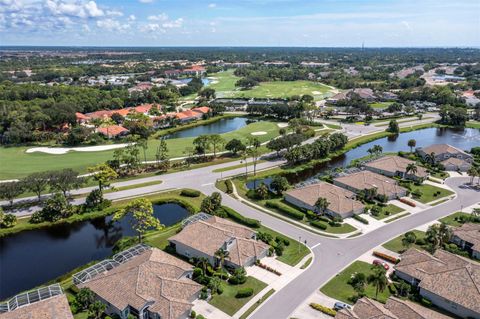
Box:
[0,284,63,313]
[181,212,212,228]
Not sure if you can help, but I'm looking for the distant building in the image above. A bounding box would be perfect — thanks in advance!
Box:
[284,182,365,219]
[0,284,74,319]
[336,296,452,319]
[363,155,428,181]
[416,144,473,171]
[327,88,377,104]
[96,125,129,138]
[395,248,480,318]
[333,170,407,200]
[451,223,480,260]
[169,214,269,268]
[128,82,153,93]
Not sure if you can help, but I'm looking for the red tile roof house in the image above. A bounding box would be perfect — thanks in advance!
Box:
[394,248,480,318]
[75,245,202,319]
[333,170,407,200]
[175,110,203,123]
[75,112,90,124]
[0,284,74,319]
[284,182,365,219]
[96,125,129,139]
[182,65,206,76]
[169,214,269,268]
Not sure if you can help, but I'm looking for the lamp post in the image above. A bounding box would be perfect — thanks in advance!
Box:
[298,236,302,254]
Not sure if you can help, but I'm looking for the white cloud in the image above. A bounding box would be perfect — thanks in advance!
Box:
[45,0,104,19]
[148,13,168,21]
[128,14,136,21]
[106,9,123,17]
[401,21,412,31]
[208,3,216,8]
[162,18,183,28]
[96,18,129,32]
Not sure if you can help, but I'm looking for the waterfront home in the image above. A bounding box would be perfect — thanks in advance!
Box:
[335,296,452,319]
[451,223,480,259]
[363,155,428,181]
[76,245,201,319]
[0,284,73,319]
[333,170,407,200]
[417,144,473,171]
[394,248,480,319]
[96,125,129,139]
[284,182,365,219]
[169,213,269,268]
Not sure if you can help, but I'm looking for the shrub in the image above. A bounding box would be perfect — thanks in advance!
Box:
[197,315,206,319]
[275,242,285,256]
[236,288,254,298]
[225,180,233,194]
[310,220,327,230]
[373,251,399,264]
[415,238,426,245]
[222,206,261,228]
[190,310,196,318]
[1,213,17,228]
[181,189,201,197]
[421,297,432,307]
[353,214,369,224]
[257,262,282,275]
[275,236,290,246]
[265,201,304,220]
[309,303,337,317]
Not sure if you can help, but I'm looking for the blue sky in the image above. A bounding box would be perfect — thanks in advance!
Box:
[0,0,479,47]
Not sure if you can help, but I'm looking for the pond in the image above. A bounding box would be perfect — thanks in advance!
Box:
[0,203,190,300]
[165,117,248,139]
[246,127,480,187]
[179,78,211,86]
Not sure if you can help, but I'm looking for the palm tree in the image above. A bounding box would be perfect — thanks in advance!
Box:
[314,197,330,215]
[438,223,452,247]
[368,265,388,300]
[405,163,418,178]
[407,139,416,153]
[467,167,478,185]
[215,248,230,269]
[196,257,210,275]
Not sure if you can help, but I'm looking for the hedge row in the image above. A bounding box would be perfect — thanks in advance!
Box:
[265,201,304,220]
[353,214,369,224]
[225,180,234,194]
[236,288,254,298]
[221,206,261,228]
[180,189,201,197]
[309,220,327,230]
[309,303,337,317]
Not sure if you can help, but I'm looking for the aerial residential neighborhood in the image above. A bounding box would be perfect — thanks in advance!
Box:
[0,1,479,319]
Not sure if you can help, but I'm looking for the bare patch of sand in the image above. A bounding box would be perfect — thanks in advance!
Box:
[251,131,267,136]
[26,143,131,155]
[277,123,288,128]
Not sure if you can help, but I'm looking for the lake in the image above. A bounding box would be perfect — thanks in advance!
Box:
[0,203,190,299]
[166,117,248,139]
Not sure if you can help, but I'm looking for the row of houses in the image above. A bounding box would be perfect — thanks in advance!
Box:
[0,214,269,319]
[326,88,399,104]
[75,105,211,138]
[164,65,206,78]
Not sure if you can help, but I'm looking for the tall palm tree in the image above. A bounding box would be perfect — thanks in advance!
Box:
[196,257,210,275]
[405,163,418,178]
[407,139,416,153]
[467,167,478,185]
[215,248,230,269]
[314,197,330,215]
[368,266,388,300]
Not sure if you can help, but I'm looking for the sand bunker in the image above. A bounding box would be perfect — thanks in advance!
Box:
[312,91,322,95]
[251,131,267,136]
[26,143,131,155]
[277,123,288,128]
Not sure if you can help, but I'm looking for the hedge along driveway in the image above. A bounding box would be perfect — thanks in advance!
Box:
[0,121,280,180]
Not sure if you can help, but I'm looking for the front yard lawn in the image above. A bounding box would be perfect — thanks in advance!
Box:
[372,204,405,220]
[410,184,454,204]
[208,276,267,316]
[320,261,391,304]
[382,230,427,253]
[429,171,449,179]
[258,226,310,266]
[439,212,473,227]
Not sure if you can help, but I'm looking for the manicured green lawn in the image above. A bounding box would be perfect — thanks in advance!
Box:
[429,171,450,179]
[208,276,267,316]
[369,102,393,109]
[212,160,266,173]
[0,120,280,179]
[320,261,391,304]
[439,212,472,227]
[466,121,480,129]
[239,288,275,319]
[382,230,427,253]
[258,226,310,266]
[410,184,454,204]
[372,204,405,220]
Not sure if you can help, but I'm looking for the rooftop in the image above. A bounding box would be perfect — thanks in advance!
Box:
[363,155,428,178]
[96,125,129,137]
[418,144,471,157]
[453,223,480,251]
[334,170,406,198]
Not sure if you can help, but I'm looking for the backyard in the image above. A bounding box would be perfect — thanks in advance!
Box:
[320,261,391,304]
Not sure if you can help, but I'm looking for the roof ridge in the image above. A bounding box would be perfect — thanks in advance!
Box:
[196,220,236,238]
[466,265,480,295]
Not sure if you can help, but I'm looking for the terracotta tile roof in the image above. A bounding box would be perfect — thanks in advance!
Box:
[169,216,267,267]
[96,125,129,137]
[75,112,89,120]
[192,106,211,114]
[176,110,201,120]
[364,156,428,178]
[418,144,470,157]
[453,223,480,251]
[0,294,74,319]
[395,249,480,314]
[336,297,454,319]
[334,171,406,198]
[78,248,201,319]
[285,182,364,218]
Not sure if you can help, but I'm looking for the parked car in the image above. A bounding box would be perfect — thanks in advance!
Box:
[373,259,390,270]
[334,302,352,311]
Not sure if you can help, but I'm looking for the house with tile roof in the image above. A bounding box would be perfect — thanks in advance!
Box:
[175,110,203,122]
[284,182,365,219]
[451,223,480,260]
[77,247,201,319]
[96,125,129,138]
[394,248,480,318]
[416,144,473,171]
[0,284,73,319]
[333,170,407,200]
[363,155,428,181]
[169,215,269,268]
[335,296,453,319]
